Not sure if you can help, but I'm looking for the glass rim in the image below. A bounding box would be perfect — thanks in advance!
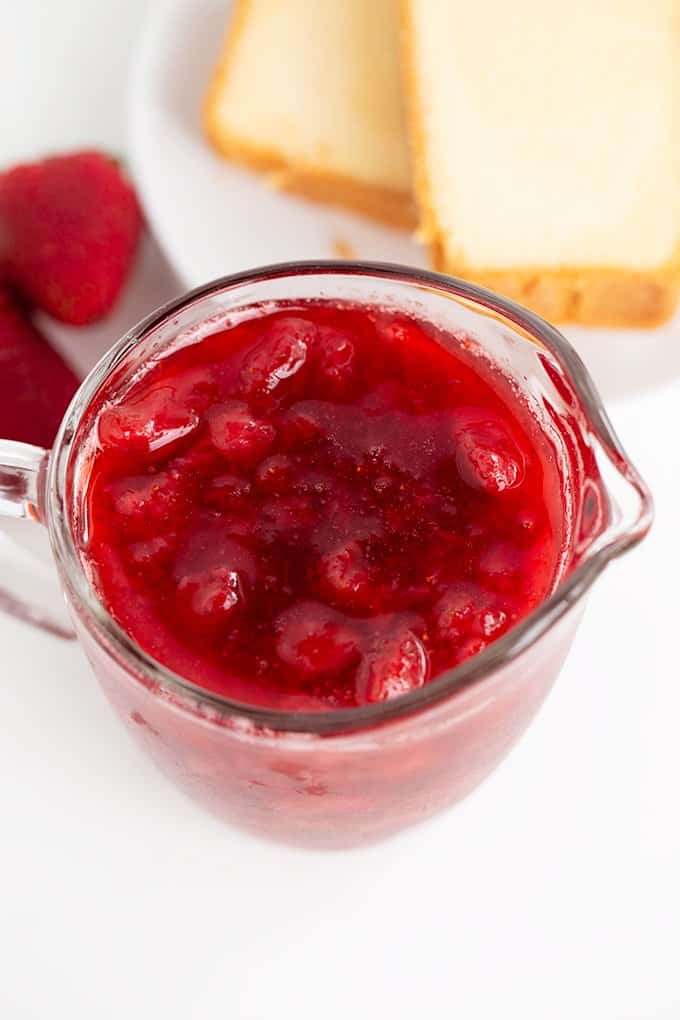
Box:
[45,261,654,736]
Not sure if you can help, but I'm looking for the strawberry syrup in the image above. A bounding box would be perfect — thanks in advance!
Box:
[81,303,563,710]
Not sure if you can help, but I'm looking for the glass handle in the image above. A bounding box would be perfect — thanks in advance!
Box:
[0,441,46,520]
[0,441,74,638]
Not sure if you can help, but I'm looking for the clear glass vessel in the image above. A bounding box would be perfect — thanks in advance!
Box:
[0,263,653,849]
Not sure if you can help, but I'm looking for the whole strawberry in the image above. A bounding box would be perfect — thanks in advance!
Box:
[0,151,143,325]
[0,288,79,447]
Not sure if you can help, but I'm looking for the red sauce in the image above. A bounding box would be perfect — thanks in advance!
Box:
[81,304,563,710]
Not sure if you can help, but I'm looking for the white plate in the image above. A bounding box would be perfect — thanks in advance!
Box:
[131,0,680,406]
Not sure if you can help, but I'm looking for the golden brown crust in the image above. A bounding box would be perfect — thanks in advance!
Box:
[399,2,441,246]
[433,258,680,329]
[400,0,680,327]
[204,128,418,229]
[332,237,357,260]
[203,0,417,230]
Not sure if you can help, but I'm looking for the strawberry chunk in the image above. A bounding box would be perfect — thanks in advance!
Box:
[0,288,79,447]
[255,454,295,493]
[319,540,381,612]
[176,565,247,630]
[125,533,177,581]
[98,385,200,456]
[173,534,256,630]
[275,601,359,676]
[240,316,312,400]
[173,527,257,584]
[434,583,510,644]
[356,628,429,704]
[312,325,355,395]
[0,151,143,325]
[107,469,188,537]
[452,408,526,494]
[277,403,325,449]
[207,400,276,466]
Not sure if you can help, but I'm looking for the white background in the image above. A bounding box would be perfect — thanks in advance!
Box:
[2,3,679,1018]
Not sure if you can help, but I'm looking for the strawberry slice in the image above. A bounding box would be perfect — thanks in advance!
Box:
[0,151,143,325]
[0,288,79,447]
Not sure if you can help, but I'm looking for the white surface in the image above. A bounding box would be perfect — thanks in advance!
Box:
[1,3,679,1019]
[131,0,680,405]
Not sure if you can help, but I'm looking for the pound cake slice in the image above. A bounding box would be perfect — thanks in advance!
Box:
[205,0,415,228]
[403,0,680,326]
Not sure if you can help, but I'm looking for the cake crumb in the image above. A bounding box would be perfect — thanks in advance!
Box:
[332,237,357,260]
